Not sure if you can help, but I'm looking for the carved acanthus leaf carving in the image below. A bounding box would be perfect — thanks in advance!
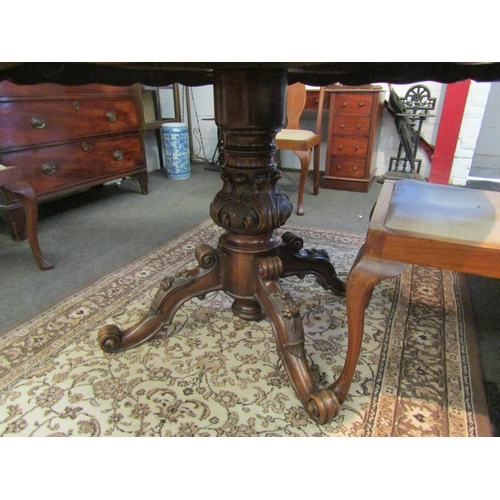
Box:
[210,167,292,235]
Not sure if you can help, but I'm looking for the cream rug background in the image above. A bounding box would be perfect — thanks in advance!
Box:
[0,220,491,436]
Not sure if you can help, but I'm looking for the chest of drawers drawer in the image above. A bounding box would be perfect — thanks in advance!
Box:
[0,82,134,98]
[0,134,144,197]
[305,89,330,110]
[332,116,371,137]
[331,137,369,158]
[0,98,139,150]
[330,158,366,178]
[333,93,374,116]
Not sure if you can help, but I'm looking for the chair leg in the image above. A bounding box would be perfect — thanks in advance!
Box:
[331,246,405,403]
[293,149,312,216]
[4,181,54,270]
[312,145,320,196]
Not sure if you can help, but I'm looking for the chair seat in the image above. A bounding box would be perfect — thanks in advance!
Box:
[275,129,320,150]
[385,180,500,245]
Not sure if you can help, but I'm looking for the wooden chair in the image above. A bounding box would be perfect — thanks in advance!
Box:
[332,179,500,403]
[275,83,325,216]
[0,165,53,270]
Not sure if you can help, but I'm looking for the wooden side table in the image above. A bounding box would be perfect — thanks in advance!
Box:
[322,85,384,192]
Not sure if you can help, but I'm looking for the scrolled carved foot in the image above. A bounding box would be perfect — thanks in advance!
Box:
[98,325,124,353]
[307,389,341,424]
[255,256,342,424]
[97,244,223,353]
[278,231,346,296]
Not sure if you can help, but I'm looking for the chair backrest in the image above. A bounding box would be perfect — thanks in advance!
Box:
[284,83,325,135]
[285,83,307,130]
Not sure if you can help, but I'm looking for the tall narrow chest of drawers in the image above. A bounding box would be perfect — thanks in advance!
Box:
[322,85,384,193]
[0,82,148,241]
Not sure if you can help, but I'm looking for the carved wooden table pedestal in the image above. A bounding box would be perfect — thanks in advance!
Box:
[98,69,347,424]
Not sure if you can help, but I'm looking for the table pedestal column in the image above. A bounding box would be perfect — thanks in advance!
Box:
[98,68,346,423]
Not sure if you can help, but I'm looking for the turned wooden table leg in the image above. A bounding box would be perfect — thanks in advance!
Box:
[97,68,350,423]
[209,68,293,321]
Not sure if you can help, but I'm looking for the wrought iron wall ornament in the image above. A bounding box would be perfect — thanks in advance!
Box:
[387,84,436,178]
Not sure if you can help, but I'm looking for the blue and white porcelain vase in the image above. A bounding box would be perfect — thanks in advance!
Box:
[161,122,191,180]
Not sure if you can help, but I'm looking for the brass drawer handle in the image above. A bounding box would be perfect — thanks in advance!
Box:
[357,124,361,129]
[73,101,79,110]
[31,117,46,129]
[353,166,357,171]
[106,111,117,122]
[337,165,341,170]
[355,146,360,151]
[42,163,57,175]
[341,124,345,129]
[338,145,343,150]
[342,102,347,107]
[114,150,123,160]
[82,142,89,151]
[359,102,364,107]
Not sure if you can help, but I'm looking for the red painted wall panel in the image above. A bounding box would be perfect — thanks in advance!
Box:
[428,80,471,184]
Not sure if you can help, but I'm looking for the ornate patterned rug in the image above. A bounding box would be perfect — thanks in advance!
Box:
[0,220,491,436]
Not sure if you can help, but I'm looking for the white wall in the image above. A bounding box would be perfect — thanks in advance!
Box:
[145,85,219,171]
[184,85,219,164]
[143,130,161,172]
[450,82,491,185]
[471,82,500,176]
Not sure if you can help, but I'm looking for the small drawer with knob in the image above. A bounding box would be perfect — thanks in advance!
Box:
[333,93,374,116]
[305,90,330,110]
[332,116,371,137]
[331,159,366,179]
[331,137,368,157]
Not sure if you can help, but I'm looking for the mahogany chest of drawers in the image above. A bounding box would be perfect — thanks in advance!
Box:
[322,86,383,192]
[0,82,148,241]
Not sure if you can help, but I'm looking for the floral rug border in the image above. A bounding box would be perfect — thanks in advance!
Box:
[0,220,491,436]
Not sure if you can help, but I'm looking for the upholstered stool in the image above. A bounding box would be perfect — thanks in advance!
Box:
[0,165,53,270]
[332,179,500,402]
